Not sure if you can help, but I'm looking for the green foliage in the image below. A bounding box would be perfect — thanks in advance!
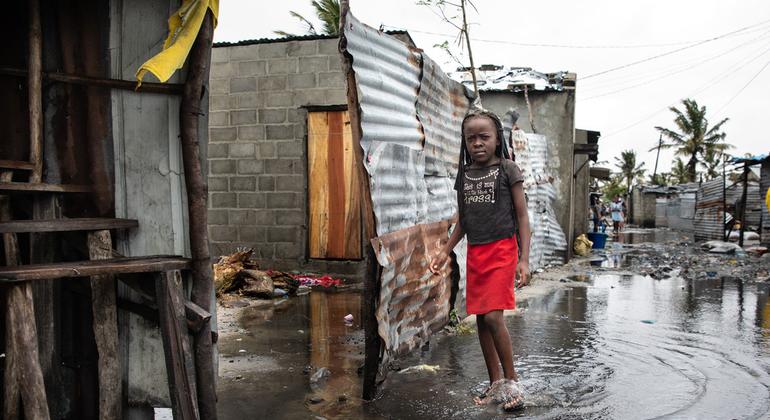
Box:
[669,158,690,185]
[649,172,669,186]
[274,0,340,37]
[654,98,730,183]
[614,149,646,190]
[601,174,627,199]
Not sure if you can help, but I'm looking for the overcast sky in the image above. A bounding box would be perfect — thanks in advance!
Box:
[214,0,770,175]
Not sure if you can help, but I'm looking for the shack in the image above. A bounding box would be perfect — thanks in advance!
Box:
[1,0,217,418]
[630,185,668,228]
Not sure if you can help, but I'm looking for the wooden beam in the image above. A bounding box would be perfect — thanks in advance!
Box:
[0,218,138,233]
[180,11,217,420]
[0,67,184,95]
[0,182,93,193]
[28,0,43,183]
[0,256,191,282]
[156,271,199,420]
[184,301,211,333]
[0,160,35,171]
[1,191,21,419]
[87,230,121,420]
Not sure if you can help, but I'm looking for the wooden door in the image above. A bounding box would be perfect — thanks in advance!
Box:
[307,111,361,259]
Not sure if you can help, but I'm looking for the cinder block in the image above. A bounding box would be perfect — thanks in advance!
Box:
[229,209,257,225]
[323,88,348,105]
[211,192,237,208]
[238,60,267,77]
[239,226,266,242]
[228,143,255,158]
[237,159,264,174]
[208,209,228,225]
[211,47,230,63]
[275,175,305,192]
[287,108,306,123]
[208,143,228,158]
[208,176,229,191]
[267,58,298,75]
[238,192,265,208]
[318,72,345,88]
[275,243,303,259]
[293,89,326,106]
[230,176,257,191]
[238,125,265,141]
[254,243,275,259]
[292,159,306,175]
[259,109,287,124]
[210,78,229,94]
[265,159,297,174]
[254,210,274,225]
[258,176,275,191]
[210,226,238,242]
[329,54,345,72]
[210,242,240,258]
[209,111,229,127]
[317,38,340,55]
[211,62,236,78]
[275,210,304,225]
[230,77,256,93]
[258,142,276,158]
[299,56,328,73]
[266,192,298,209]
[267,226,298,242]
[265,92,293,107]
[235,93,262,109]
[259,42,289,59]
[276,141,304,158]
[209,95,236,111]
[287,40,318,57]
[230,45,259,61]
[266,124,294,140]
[287,73,316,90]
[231,110,257,125]
[210,160,236,174]
[258,75,287,91]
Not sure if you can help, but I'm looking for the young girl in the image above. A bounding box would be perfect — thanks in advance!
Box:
[430,109,532,411]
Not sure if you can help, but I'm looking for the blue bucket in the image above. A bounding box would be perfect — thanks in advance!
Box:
[586,232,608,249]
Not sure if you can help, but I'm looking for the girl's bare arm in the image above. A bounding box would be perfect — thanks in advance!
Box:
[429,220,464,274]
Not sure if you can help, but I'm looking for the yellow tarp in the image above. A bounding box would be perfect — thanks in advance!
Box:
[136,0,219,85]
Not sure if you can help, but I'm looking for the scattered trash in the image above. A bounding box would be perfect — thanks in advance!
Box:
[398,364,440,374]
[573,234,593,257]
[272,287,288,297]
[238,349,247,353]
[701,241,742,254]
[746,246,768,256]
[293,274,343,288]
[641,320,656,324]
[308,396,324,404]
[298,330,304,334]
[214,249,258,295]
[310,367,331,385]
[343,314,354,326]
[337,395,348,402]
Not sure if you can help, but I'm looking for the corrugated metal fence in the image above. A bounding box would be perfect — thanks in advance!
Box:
[694,177,762,240]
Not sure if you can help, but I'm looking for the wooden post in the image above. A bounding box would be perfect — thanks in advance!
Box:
[739,162,749,247]
[179,12,217,420]
[2,189,21,419]
[86,230,121,420]
[28,0,43,183]
[156,271,199,420]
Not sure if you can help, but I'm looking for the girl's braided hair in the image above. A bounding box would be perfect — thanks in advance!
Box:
[457,109,514,220]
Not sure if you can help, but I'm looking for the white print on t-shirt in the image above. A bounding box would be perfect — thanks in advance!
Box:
[464,176,497,204]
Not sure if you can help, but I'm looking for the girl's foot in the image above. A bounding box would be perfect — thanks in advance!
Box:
[476,379,524,411]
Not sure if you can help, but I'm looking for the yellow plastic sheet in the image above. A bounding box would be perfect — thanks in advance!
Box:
[136,0,219,85]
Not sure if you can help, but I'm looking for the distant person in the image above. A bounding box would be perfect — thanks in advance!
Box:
[590,195,601,233]
[430,109,531,411]
[611,196,624,233]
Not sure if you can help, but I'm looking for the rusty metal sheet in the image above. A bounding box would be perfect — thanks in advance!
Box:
[371,220,453,362]
[694,178,763,240]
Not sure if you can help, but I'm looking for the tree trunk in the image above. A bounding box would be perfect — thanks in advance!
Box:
[687,156,698,183]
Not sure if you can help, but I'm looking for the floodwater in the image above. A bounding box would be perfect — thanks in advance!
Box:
[218,239,770,419]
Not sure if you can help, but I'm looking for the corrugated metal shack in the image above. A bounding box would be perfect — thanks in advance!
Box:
[630,185,667,228]
[665,183,699,232]
[0,1,218,419]
[693,175,763,241]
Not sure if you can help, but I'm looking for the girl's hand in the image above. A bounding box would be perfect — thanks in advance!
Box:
[516,262,530,288]
[430,250,450,275]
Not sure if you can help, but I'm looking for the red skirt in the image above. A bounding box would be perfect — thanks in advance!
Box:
[466,235,518,315]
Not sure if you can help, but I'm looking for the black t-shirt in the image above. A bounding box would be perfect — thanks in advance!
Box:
[454,159,524,245]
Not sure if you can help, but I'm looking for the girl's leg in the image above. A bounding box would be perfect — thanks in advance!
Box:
[481,310,518,381]
[476,314,503,384]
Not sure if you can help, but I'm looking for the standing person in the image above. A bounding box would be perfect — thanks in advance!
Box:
[430,109,531,411]
[611,196,624,233]
[590,194,601,233]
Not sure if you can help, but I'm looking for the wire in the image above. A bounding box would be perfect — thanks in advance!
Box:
[582,19,770,79]
[714,59,770,114]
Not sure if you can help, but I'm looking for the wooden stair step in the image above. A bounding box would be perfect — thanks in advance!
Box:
[0,182,92,193]
[0,256,191,283]
[0,160,35,171]
[0,218,139,233]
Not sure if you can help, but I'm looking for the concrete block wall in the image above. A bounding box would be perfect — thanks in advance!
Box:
[207,37,357,274]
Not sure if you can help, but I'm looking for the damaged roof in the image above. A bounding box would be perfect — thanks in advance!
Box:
[449,66,576,92]
[213,30,411,47]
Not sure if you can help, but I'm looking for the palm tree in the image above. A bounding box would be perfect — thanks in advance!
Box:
[649,172,669,186]
[614,149,646,191]
[275,0,341,37]
[654,98,730,183]
[701,149,726,181]
[669,158,690,185]
[601,174,627,199]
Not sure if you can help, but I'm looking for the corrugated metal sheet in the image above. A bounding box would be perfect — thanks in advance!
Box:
[762,162,770,245]
[341,10,471,364]
[656,198,668,227]
[694,178,763,240]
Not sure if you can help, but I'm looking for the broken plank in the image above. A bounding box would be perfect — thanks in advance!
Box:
[0,160,35,171]
[0,256,191,282]
[0,218,138,233]
[0,182,92,193]
[156,271,199,420]
[184,301,211,333]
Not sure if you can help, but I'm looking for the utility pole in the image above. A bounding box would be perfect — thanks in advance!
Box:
[652,133,662,183]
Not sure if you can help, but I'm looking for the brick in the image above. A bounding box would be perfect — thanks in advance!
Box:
[277,141,304,158]
[265,92,293,107]
[267,226,298,242]
[254,210,274,225]
[235,93,262,109]
[208,143,228,158]
[209,95,235,111]
[208,176,229,192]
[323,88,347,105]
[329,54,345,72]
[287,109,305,123]
[211,192,237,208]
[211,47,230,63]
[318,72,345,88]
[230,45,259,61]
[254,243,275,259]
[267,58,298,75]
[299,56,328,73]
[292,159,306,175]
[259,42,288,58]
[210,226,238,242]
[209,111,229,127]
[258,142,276,158]
[231,110,257,125]
[211,62,236,78]
[275,243,303,259]
[238,60,267,76]
[287,73,316,90]
[239,226,266,242]
[210,127,237,142]
[266,124,295,140]
[293,89,326,106]
[230,176,257,191]
[266,192,298,209]
[258,109,287,124]
[229,209,257,225]
[264,159,297,174]
[210,160,236,174]
[258,176,275,191]
[230,77,256,93]
[293,124,307,139]
[275,175,305,192]
[208,209,228,225]
[318,38,339,55]
[238,192,265,208]
[210,78,229,94]
[229,143,255,158]
[258,75,287,91]
[238,125,265,141]
[275,210,304,225]
[237,159,264,174]
[286,40,318,56]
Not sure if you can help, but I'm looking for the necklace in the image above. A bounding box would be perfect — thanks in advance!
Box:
[464,168,499,181]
